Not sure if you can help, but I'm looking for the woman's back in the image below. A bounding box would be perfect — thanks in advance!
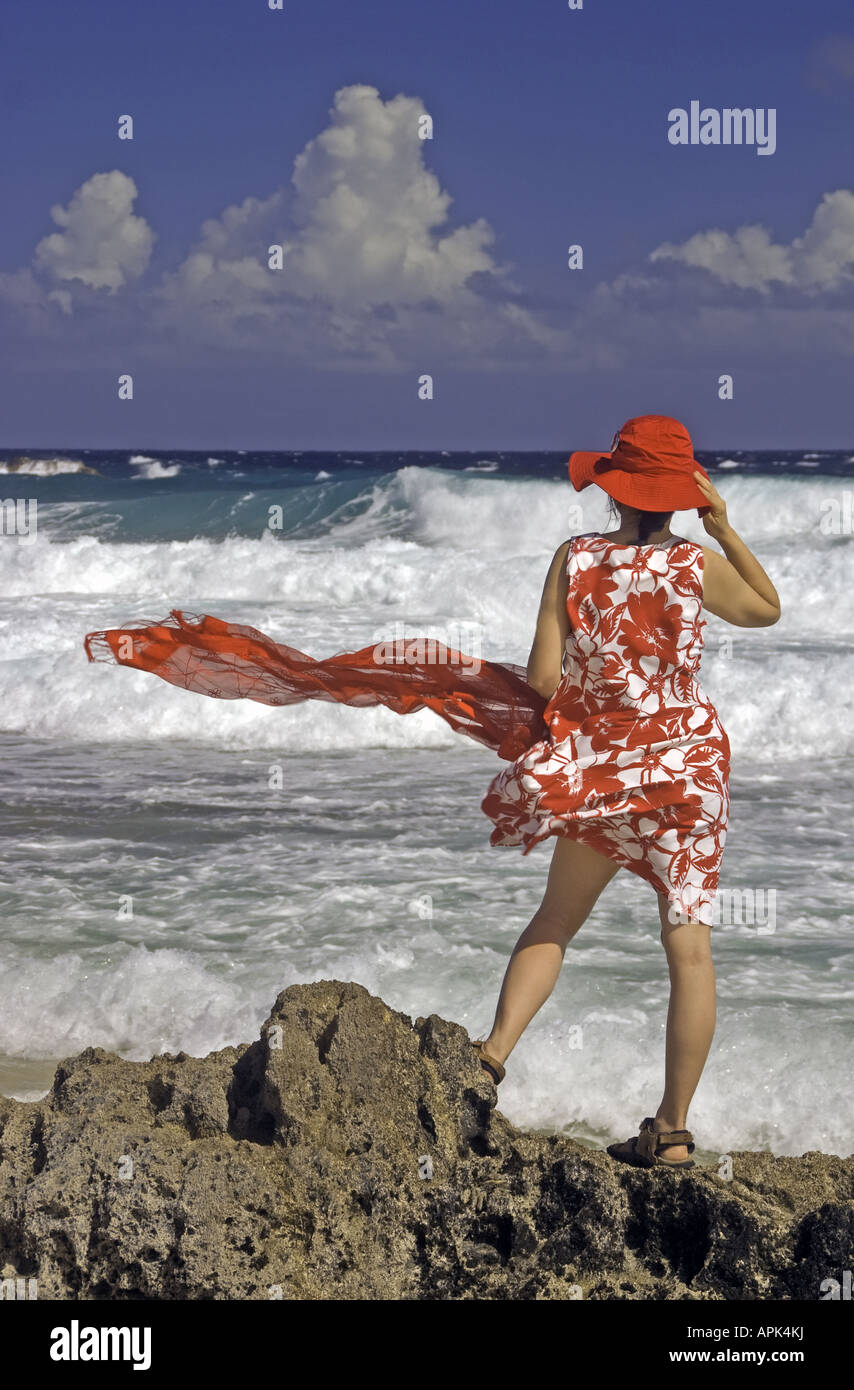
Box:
[483,529,732,924]
[547,531,724,767]
[565,531,706,690]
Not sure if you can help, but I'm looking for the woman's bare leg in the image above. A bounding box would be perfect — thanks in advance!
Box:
[652,897,716,1160]
[480,835,621,1065]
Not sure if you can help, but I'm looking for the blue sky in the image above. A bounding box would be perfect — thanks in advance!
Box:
[2,0,854,448]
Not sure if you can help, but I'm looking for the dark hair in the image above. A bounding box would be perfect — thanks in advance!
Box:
[606,497,672,543]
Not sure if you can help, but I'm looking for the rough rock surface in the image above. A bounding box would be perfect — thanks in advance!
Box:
[0,980,851,1299]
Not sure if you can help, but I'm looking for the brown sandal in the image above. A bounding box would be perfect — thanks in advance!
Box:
[471,1040,505,1085]
[607,1117,696,1169]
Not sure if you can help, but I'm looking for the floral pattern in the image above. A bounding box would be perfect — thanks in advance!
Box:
[481,534,730,925]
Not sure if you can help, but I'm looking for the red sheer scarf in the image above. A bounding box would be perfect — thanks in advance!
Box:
[83,610,548,762]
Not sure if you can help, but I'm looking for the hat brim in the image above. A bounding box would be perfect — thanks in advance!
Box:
[568,450,712,517]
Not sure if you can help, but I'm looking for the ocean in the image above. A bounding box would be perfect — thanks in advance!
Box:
[1,447,852,1157]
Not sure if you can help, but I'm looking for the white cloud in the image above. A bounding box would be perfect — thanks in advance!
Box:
[794,190,854,288]
[34,171,154,292]
[0,269,58,331]
[651,225,792,292]
[164,85,500,311]
[283,83,497,307]
[156,84,561,364]
[158,190,286,317]
[649,190,854,294]
[7,90,854,373]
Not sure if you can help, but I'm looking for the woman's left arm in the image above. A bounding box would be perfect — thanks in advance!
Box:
[526,540,572,698]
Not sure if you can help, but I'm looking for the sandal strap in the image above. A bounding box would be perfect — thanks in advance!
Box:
[656,1129,694,1147]
[637,1118,695,1157]
[471,1041,505,1084]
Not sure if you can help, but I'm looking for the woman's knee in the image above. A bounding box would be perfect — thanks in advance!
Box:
[660,919,713,967]
[528,902,582,946]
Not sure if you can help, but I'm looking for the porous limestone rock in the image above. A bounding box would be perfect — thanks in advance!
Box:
[1,981,850,1300]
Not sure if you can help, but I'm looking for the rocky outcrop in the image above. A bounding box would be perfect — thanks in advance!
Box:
[0,981,851,1299]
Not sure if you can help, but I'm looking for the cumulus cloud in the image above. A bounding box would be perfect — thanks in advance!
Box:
[34,171,154,292]
[283,84,497,307]
[159,191,286,318]
[795,190,854,288]
[651,226,791,292]
[6,85,854,373]
[155,84,563,364]
[165,85,500,313]
[649,190,854,294]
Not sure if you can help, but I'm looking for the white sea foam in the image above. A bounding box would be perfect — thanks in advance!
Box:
[0,470,851,756]
[0,457,94,476]
[131,458,182,479]
[0,775,849,1155]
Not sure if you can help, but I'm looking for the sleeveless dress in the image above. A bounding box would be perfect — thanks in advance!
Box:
[480,534,730,925]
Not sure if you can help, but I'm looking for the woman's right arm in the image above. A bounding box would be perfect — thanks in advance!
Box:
[526,540,572,697]
[694,471,781,628]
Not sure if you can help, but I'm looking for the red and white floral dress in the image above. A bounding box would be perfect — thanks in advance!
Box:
[481,534,730,925]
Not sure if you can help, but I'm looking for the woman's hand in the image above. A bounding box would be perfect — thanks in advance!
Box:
[694,471,731,541]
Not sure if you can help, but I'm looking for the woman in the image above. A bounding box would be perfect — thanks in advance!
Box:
[83,414,780,1169]
[474,415,781,1168]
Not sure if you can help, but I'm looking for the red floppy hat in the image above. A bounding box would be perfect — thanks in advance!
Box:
[569,415,712,516]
